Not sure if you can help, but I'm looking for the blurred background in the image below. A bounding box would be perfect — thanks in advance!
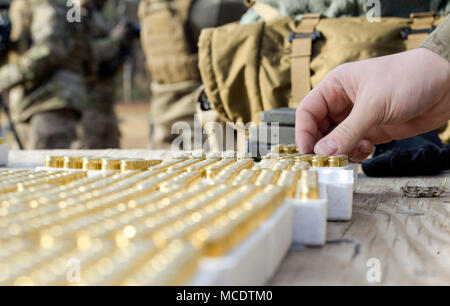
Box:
[103,0,151,149]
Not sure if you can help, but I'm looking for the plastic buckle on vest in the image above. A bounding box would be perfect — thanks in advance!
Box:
[400,26,436,39]
[288,30,321,43]
[198,90,212,111]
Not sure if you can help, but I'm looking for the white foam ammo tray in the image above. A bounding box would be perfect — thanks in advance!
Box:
[287,187,328,247]
[312,162,359,185]
[192,201,293,286]
[317,169,354,221]
[192,191,332,285]
[36,167,106,178]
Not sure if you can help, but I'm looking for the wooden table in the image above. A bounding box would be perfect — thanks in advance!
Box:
[6,150,450,285]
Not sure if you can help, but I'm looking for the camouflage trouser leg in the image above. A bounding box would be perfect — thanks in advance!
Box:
[149,81,202,150]
[16,110,79,150]
[76,109,120,149]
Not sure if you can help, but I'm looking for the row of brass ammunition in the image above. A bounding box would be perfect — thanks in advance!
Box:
[45,156,163,172]
[270,144,300,155]
[0,151,328,285]
[263,154,349,168]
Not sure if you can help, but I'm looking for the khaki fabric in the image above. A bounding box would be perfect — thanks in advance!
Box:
[149,81,202,149]
[139,0,200,84]
[421,15,450,143]
[421,15,450,61]
[199,15,447,125]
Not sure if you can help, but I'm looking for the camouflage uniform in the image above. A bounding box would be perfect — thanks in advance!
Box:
[241,0,450,24]
[76,3,122,149]
[422,15,450,143]
[0,0,90,149]
[138,0,247,149]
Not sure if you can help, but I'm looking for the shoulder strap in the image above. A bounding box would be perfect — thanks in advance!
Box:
[244,0,282,22]
[404,11,436,50]
[290,13,321,108]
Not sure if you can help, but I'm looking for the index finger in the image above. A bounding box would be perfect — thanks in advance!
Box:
[295,72,354,153]
[295,86,334,154]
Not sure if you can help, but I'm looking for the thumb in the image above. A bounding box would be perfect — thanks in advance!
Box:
[314,105,375,156]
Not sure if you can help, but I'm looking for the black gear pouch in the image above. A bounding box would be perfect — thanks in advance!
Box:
[362,131,450,177]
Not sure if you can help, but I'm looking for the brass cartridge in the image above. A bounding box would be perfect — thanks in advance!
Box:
[102,158,122,171]
[298,170,319,200]
[82,157,103,171]
[45,156,64,169]
[64,157,83,170]
[311,156,329,168]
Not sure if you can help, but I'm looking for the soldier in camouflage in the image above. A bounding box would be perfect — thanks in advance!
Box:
[75,0,134,149]
[241,0,450,24]
[138,0,247,149]
[0,0,90,149]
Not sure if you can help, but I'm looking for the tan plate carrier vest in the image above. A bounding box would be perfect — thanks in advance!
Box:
[139,0,201,84]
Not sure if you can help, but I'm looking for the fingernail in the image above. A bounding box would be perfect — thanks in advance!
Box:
[315,139,339,156]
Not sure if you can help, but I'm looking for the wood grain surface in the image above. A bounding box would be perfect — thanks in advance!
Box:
[270,174,450,285]
[6,150,450,285]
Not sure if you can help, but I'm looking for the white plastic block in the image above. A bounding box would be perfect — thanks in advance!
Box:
[192,201,292,286]
[263,202,293,280]
[288,190,328,246]
[318,169,354,221]
[35,167,109,178]
[312,162,359,185]
[0,143,9,166]
[198,223,268,286]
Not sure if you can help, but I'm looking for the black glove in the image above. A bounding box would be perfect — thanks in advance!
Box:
[362,131,450,177]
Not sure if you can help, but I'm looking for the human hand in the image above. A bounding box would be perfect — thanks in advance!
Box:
[295,48,450,162]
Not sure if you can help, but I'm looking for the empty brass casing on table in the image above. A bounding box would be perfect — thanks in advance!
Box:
[311,156,329,167]
[64,157,83,170]
[45,156,64,168]
[299,170,319,200]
